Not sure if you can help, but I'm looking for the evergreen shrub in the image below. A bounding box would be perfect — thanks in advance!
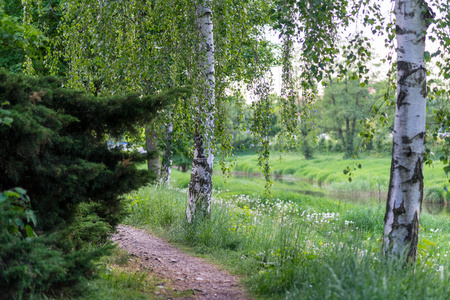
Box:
[0,70,189,298]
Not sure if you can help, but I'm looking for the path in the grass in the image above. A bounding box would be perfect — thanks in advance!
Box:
[112,225,250,300]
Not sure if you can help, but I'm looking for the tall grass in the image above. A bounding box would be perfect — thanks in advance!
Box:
[124,177,450,299]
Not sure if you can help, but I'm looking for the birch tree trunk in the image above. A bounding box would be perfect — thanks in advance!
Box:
[160,121,173,186]
[146,126,160,179]
[383,0,434,263]
[186,0,215,223]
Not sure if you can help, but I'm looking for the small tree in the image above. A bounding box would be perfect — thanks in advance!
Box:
[318,79,371,158]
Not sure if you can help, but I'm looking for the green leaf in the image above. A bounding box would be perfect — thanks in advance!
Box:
[4,191,19,198]
[424,51,431,62]
[14,187,27,194]
[25,210,37,226]
[15,218,25,229]
[25,225,36,237]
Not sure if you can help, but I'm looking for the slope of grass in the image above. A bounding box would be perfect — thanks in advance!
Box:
[224,152,448,195]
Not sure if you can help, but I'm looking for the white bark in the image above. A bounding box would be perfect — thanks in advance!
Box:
[383,0,433,262]
[186,0,215,223]
[160,122,173,186]
[146,126,160,179]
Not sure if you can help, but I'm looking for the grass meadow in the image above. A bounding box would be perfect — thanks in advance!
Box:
[225,152,449,198]
[122,166,450,299]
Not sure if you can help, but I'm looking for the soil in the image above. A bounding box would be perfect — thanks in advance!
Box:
[112,225,251,300]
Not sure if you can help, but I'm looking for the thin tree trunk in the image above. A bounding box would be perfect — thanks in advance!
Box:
[383,0,434,263]
[146,126,160,179]
[303,136,310,160]
[338,127,347,152]
[186,0,215,223]
[345,117,352,156]
[160,122,173,186]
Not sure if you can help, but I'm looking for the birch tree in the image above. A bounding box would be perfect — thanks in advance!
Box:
[271,0,437,263]
[186,0,216,222]
[383,0,434,262]
[186,0,274,220]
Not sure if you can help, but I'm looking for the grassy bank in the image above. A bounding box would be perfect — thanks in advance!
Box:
[224,153,449,196]
[124,171,450,299]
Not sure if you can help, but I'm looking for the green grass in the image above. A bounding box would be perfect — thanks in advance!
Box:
[77,247,192,299]
[124,171,450,299]
[223,152,449,196]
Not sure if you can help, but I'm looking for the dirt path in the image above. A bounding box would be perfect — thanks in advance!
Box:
[112,225,251,300]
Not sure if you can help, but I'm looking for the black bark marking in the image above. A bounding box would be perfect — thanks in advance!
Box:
[413,36,426,45]
[401,132,425,145]
[420,81,427,97]
[398,62,426,88]
[406,211,419,263]
[396,25,415,35]
[402,135,413,145]
[398,62,413,87]
[385,145,396,225]
[406,146,412,157]
[405,158,423,185]
[398,61,412,75]
[405,11,415,19]
[397,91,407,108]
[395,164,409,172]
[393,200,406,216]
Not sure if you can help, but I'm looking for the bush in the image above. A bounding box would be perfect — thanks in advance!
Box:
[425,188,445,204]
[0,70,190,298]
[0,189,110,299]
